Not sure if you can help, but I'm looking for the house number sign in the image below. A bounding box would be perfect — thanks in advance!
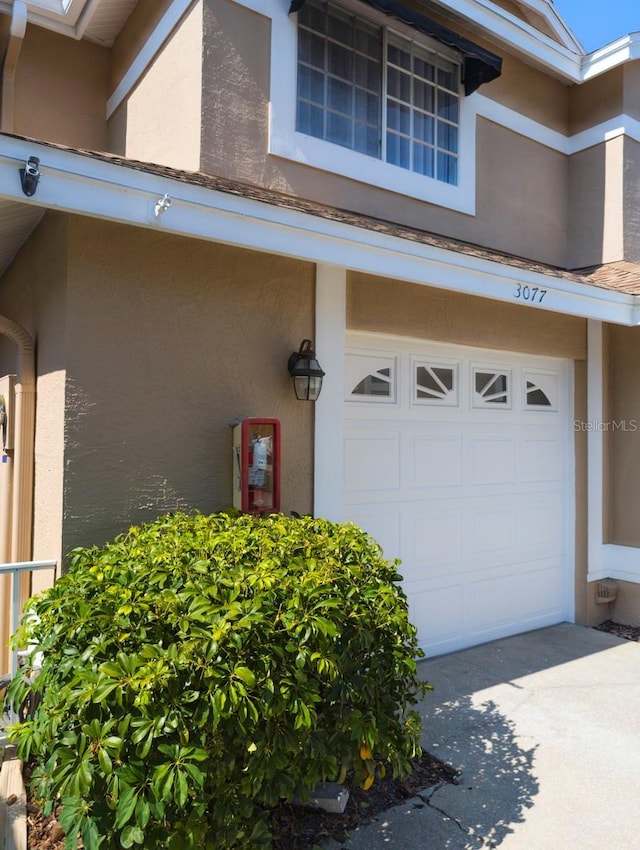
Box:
[513,284,547,303]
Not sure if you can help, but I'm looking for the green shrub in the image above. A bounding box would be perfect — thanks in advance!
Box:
[8,512,429,849]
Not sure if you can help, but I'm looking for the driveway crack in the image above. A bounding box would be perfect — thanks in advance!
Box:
[418,784,466,833]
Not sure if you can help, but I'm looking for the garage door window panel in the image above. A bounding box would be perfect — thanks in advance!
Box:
[346,353,397,402]
[473,368,511,408]
[413,361,458,405]
[524,372,558,411]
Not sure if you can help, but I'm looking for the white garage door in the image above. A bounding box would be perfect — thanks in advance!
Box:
[344,333,573,656]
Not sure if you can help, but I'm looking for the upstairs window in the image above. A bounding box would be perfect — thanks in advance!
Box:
[297,0,460,185]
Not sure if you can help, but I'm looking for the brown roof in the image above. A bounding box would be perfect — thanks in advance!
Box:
[5,132,640,296]
[571,261,640,294]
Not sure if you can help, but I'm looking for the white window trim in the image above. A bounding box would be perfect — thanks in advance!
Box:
[269,1,478,215]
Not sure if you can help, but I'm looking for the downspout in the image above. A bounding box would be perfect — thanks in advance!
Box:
[1,1,27,133]
[0,316,35,600]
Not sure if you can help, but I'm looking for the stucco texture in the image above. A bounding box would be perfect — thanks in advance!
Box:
[199,0,568,268]
[13,25,109,150]
[112,0,203,171]
[605,324,640,548]
[347,273,586,358]
[62,217,315,555]
[623,137,640,264]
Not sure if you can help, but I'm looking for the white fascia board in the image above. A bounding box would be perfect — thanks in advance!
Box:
[516,0,584,53]
[433,0,640,83]
[0,135,636,326]
[431,0,583,81]
[582,33,640,81]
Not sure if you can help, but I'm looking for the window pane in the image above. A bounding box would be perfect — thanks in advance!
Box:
[412,141,434,177]
[437,121,458,153]
[299,29,325,69]
[297,101,324,137]
[354,122,380,156]
[413,111,434,144]
[413,55,435,82]
[355,26,381,59]
[387,131,410,168]
[387,66,411,102]
[437,152,458,184]
[328,76,352,114]
[327,112,353,146]
[328,41,351,79]
[438,90,458,122]
[413,79,434,114]
[355,88,379,124]
[328,10,352,46]
[298,65,325,105]
[387,100,410,134]
[299,1,325,34]
[355,55,381,92]
[388,41,411,70]
[438,64,458,91]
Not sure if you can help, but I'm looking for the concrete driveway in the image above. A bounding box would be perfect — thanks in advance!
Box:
[328,623,640,849]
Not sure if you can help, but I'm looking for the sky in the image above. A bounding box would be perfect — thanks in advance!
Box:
[551,0,640,53]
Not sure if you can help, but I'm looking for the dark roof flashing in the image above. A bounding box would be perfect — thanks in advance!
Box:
[289,0,502,95]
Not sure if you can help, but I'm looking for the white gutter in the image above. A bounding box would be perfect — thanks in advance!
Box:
[0,135,637,324]
[0,1,27,133]
[0,133,636,326]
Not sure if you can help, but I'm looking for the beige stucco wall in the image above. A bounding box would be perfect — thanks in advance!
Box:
[109,0,175,92]
[623,62,640,123]
[483,53,569,134]
[347,273,586,357]
[348,273,592,623]
[568,67,624,136]
[567,139,625,270]
[12,24,109,150]
[61,217,314,555]
[200,0,568,266]
[623,137,640,263]
[610,581,640,626]
[605,324,640,547]
[110,1,203,170]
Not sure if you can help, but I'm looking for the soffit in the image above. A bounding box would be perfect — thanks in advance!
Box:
[82,0,137,46]
[0,198,44,277]
[0,0,137,46]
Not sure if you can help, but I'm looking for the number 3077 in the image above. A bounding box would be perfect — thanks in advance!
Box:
[514,284,547,303]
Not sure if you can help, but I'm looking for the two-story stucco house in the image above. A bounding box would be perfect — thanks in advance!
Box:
[1,0,640,661]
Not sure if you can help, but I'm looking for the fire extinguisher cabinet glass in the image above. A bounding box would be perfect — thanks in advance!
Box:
[233,419,281,515]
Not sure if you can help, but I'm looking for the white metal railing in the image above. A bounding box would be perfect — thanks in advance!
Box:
[0,559,57,677]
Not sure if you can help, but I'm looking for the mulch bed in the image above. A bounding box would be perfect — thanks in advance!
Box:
[594,619,640,642]
[26,618,640,849]
[26,751,458,850]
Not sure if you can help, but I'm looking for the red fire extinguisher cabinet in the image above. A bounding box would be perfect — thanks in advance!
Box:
[232,418,281,515]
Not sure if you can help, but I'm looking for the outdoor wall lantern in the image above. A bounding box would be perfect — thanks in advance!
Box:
[288,339,325,401]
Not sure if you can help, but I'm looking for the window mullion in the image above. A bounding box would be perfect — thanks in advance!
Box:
[409,41,414,173]
[381,27,388,163]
